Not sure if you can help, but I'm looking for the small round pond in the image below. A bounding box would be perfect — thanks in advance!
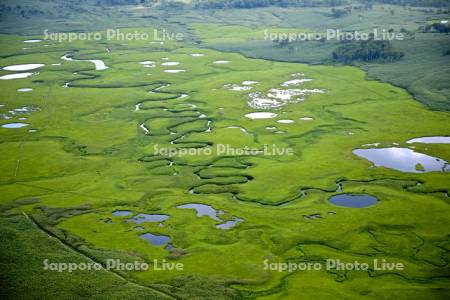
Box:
[329,194,377,208]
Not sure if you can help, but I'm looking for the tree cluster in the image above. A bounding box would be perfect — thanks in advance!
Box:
[358,0,450,8]
[332,39,404,62]
[0,4,46,17]
[424,22,450,33]
[192,0,347,9]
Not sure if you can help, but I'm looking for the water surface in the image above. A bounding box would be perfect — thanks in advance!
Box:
[330,194,377,208]
[281,78,312,86]
[140,233,170,246]
[112,210,132,217]
[2,122,29,128]
[0,73,34,80]
[177,203,221,221]
[277,119,294,124]
[126,213,170,224]
[164,69,185,73]
[61,54,109,70]
[353,147,449,173]
[216,218,243,229]
[406,136,450,144]
[3,64,44,71]
[161,62,180,66]
[245,112,278,119]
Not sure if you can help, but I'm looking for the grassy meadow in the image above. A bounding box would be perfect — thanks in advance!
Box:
[0,24,449,299]
[188,5,450,111]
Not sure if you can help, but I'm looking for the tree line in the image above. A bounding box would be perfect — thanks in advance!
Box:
[332,39,404,62]
[358,0,450,8]
[191,0,347,9]
[424,22,450,33]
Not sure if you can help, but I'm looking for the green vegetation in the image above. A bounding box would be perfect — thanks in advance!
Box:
[0,25,449,298]
[188,6,450,111]
[191,0,347,9]
[332,39,404,62]
[0,1,449,299]
[330,7,351,17]
[425,21,450,33]
[415,163,425,171]
[359,0,450,7]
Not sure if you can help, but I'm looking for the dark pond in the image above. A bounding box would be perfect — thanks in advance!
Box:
[216,217,243,229]
[112,210,132,217]
[330,194,377,208]
[126,213,170,224]
[140,233,170,246]
[177,203,221,221]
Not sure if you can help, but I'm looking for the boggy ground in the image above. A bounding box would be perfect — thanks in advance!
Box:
[0,29,449,299]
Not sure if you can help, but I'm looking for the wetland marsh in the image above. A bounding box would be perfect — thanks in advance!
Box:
[0,1,449,299]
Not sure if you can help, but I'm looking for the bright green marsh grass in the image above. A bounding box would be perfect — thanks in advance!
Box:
[0,28,449,299]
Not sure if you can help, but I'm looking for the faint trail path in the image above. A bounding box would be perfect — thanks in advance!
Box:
[22,211,179,300]
[14,142,24,179]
